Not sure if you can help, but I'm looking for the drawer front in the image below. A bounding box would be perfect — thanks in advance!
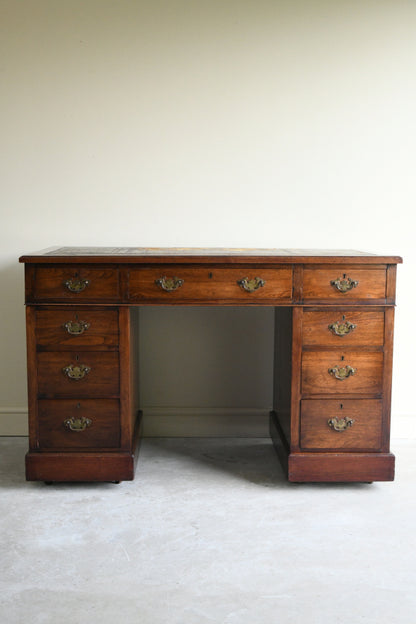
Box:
[32,267,120,302]
[35,308,119,348]
[37,351,120,397]
[303,266,386,301]
[128,266,293,303]
[302,351,383,395]
[37,399,120,449]
[300,399,383,451]
[302,309,385,347]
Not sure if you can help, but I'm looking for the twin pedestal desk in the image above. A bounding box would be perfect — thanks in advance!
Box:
[19,248,402,484]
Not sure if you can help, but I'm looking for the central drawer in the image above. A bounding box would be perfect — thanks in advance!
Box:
[128,266,293,303]
[37,351,120,397]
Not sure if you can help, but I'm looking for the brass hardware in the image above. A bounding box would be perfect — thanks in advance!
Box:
[62,363,91,379]
[330,276,359,293]
[155,276,184,292]
[328,319,356,337]
[237,277,266,292]
[64,319,90,335]
[328,416,355,432]
[328,365,356,380]
[64,416,92,432]
[64,277,89,293]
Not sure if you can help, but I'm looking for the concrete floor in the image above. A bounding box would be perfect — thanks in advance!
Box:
[0,437,415,624]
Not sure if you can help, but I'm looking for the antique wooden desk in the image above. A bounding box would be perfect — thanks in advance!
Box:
[19,247,402,484]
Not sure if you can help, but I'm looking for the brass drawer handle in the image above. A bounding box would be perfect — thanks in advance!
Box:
[64,319,90,335]
[328,318,356,337]
[64,277,90,293]
[64,416,92,432]
[328,365,356,380]
[155,276,184,292]
[62,363,91,379]
[328,416,355,432]
[330,276,359,293]
[237,277,266,292]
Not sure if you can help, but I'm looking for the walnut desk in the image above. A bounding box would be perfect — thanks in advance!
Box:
[19,248,402,484]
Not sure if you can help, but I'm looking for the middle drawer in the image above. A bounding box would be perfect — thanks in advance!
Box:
[37,351,120,397]
[302,350,384,395]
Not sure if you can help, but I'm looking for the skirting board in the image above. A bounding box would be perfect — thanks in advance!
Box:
[0,408,30,436]
[1,407,415,439]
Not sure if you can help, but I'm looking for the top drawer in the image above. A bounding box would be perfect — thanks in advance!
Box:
[29,266,120,302]
[302,265,387,302]
[128,266,293,303]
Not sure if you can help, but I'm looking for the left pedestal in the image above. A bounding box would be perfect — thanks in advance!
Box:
[25,305,141,482]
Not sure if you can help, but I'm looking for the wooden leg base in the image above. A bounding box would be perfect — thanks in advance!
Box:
[270,411,395,483]
[26,414,142,483]
[26,450,136,483]
[288,452,395,483]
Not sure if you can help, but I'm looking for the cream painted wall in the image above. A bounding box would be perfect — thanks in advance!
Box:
[1,0,414,436]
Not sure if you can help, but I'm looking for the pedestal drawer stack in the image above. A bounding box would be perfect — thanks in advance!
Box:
[25,303,140,482]
[301,308,386,452]
[286,264,396,482]
[34,307,121,451]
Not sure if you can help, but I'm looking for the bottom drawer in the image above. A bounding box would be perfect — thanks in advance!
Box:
[300,399,383,451]
[37,399,120,449]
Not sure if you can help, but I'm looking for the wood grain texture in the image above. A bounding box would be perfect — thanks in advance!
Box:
[288,452,395,482]
[381,307,395,451]
[37,351,120,397]
[302,350,384,396]
[35,307,119,349]
[302,266,387,302]
[20,248,401,483]
[37,399,120,449]
[25,449,137,482]
[19,247,403,265]
[128,266,293,304]
[31,266,120,302]
[302,308,385,347]
[26,306,39,450]
[300,399,383,451]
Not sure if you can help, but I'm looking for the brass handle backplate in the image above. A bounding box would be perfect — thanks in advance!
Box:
[64,277,90,293]
[330,276,359,293]
[237,277,266,292]
[62,364,91,380]
[328,365,356,380]
[328,319,356,337]
[64,320,90,335]
[64,416,92,432]
[155,276,184,292]
[328,416,355,432]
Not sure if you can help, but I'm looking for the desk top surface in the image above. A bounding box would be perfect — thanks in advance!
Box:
[19,247,403,265]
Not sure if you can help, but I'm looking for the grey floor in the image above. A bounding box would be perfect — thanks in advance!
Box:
[0,437,415,624]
